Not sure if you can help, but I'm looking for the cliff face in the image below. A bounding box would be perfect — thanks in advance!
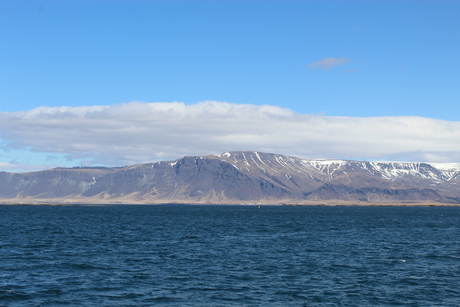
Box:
[1,151,459,204]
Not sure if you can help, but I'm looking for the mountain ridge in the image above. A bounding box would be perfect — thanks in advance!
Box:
[1,151,459,205]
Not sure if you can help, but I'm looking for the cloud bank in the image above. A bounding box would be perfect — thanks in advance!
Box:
[1,101,459,170]
[310,57,352,70]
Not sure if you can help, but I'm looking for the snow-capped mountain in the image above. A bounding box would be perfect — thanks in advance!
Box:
[0,151,459,204]
[216,151,460,182]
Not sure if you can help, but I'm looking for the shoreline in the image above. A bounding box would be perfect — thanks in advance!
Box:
[1,201,460,207]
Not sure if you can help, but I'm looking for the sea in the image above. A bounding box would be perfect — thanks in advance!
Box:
[1,204,459,306]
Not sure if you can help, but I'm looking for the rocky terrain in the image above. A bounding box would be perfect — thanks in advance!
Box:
[1,151,459,204]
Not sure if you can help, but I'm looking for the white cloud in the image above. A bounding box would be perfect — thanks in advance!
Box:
[310,57,352,70]
[0,101,459,169]
[0,161,16,171]
[0,161,50,173]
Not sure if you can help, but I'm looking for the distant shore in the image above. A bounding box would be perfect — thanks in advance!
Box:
[1,201,459,207]
[281,202,460,207]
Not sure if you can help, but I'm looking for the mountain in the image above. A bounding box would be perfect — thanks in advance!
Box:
[1,151,459,204]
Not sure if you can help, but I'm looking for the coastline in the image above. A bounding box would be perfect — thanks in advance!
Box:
[1,201,459,207]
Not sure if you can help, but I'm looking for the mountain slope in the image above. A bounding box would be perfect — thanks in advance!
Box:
[0,151,459,204]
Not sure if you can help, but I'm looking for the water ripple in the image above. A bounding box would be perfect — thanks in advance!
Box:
[0,205,459,306]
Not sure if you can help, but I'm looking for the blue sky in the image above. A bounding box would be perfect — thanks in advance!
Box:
[1,0,460,172]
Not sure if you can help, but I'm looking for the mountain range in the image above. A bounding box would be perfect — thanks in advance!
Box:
[1,151,459,205]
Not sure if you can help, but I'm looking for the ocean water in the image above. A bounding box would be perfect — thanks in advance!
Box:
[0,205,459,306]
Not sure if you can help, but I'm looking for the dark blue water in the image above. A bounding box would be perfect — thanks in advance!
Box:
[1,205,459,306]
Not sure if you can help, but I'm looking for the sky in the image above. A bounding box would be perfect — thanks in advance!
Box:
[1,0,459,172]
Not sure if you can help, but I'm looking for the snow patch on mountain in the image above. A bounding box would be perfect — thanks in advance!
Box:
[430,163,460,171]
